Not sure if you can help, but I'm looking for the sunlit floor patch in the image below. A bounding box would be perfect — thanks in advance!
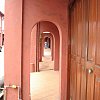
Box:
[30,48,60,100]
[30,71,60,100]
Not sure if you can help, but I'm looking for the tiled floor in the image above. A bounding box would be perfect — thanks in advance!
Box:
[30,48,60,100]
[39,49,54,71]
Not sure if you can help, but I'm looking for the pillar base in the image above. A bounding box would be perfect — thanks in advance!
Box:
[30,63,35,72]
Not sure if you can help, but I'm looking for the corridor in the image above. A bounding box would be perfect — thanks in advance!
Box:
[30,48,60,100]
[39,48,54,71]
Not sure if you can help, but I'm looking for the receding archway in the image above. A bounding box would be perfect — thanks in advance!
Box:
[41,33,55,62]
[30,21,60,99]
[39,34,54,71]
[30,21,60,72]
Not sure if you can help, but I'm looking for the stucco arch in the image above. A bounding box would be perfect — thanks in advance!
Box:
[31,20,61,37]
[30,21,60,71]
[41,33,54,60]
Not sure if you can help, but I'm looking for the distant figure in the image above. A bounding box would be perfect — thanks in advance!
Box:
[44,42,48,49]
[0,46,2,52]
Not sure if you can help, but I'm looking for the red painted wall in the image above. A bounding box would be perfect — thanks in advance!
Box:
[5,0,69,100]
[5,0,23,100]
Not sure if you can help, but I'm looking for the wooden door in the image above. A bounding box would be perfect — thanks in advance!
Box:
[79,0,87,100]
[86,0,96,99]
[76,1,82,100]
[93,0,100,99]
[70,3,77,100]
[69,0,100,100]
[70,1,82,100]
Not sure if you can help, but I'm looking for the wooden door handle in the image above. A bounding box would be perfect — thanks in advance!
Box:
[88,68,93,74]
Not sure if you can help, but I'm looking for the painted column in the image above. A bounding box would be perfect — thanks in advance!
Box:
[39,40,42,62]
[51,35,54,61]
[5,0,23,100]
[39,33,43,62]
[30,24,37,72]
[53,32,59,71]
[42,35,45,57]
[36,23,40,72]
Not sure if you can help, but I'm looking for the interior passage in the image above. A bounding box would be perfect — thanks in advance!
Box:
[30,48,60,100]
[39,48,54,71]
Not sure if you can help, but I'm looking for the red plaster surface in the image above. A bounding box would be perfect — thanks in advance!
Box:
[5,0,69,100]
[30,25,37,72]
[5,0,23,100]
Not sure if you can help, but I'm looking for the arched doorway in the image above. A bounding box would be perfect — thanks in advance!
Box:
[30,21,60,99]
[30,21,60,72]
[40,35,53,71]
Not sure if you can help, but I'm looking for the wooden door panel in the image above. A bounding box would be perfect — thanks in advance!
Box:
[94,81,100,100]
[86,0,97,100]
[81,0,87,59]
[77,0,82,57]
[94,67,100,100]
[87,0,96,62]
[76,64,82,100]
[71,8,74,56]
[80,69,87,100]
[95,0,100,84]
[86,71,95,100]
[73,5,78,56]
[70,6,74,100]
[94,1,100,100]
[70,1,85,100]
[96,0,100,66]
[80,0,87,100]
[70,2,78,100]
[70,60,73,99]
[70,0,100,100]
[70,59,77,100]
[76,1,82,100]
